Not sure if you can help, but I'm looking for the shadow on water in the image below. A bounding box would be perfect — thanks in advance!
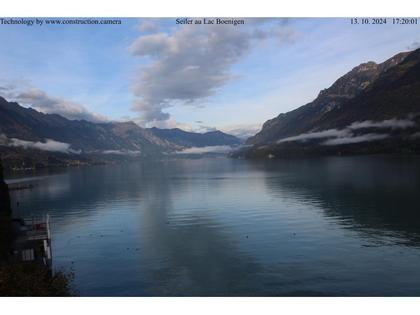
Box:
[256,155,420,246]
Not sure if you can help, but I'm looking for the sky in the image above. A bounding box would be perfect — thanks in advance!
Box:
[0,17,419,138]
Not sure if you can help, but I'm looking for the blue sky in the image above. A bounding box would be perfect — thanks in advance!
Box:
[0,18,419,137]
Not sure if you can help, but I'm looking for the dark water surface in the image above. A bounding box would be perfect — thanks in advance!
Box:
[6,156,420,296]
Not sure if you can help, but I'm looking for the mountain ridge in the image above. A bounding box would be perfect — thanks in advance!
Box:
[234,48,420,158]
[247,51,412,145]
[148,127,241,148]
[0,97,240,169]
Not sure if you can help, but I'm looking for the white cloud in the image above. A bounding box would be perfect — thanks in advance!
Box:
[129,20,296,126]
[0,83,107,122]
[276,117,417,146]
[194,125,218,133]
[322,133,389,145]
[1,134,79,153]
[141,117,194,131]
[102,149,142,155]
[277,128,351,143]
[348,118,416,130]
[138,20,162,33]
[176,145,233,154]
[220,123,262,139]
[0,134,9,145]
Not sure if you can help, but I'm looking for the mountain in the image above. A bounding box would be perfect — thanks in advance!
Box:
[0,97,177,169]
[233,49,420,158]
[0,97,176,154]
[0,97,241,169]
[148,127,242,148]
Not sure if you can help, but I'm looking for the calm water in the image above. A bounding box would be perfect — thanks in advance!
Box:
[6,156,420,296]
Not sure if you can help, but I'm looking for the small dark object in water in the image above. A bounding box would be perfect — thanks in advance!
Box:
[246,235,249,238]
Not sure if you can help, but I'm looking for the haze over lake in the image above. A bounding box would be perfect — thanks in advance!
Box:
[6,156,420,296]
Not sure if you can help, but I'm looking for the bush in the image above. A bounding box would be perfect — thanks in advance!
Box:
[0,263,74,296]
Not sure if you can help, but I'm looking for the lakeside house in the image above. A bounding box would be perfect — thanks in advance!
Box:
[11,216,52,268]
[0,161,52,269]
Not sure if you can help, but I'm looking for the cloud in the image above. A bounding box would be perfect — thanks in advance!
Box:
[348,118,416,130]
[220,123,262,139]
[129,19,297,126]
[141,117,194,131]
[0,134,9,145]
[101,149,142,155]
[278,128,351,143]
[0,83,107,122]
[276,117,417,146]
[138,20,162,33]
[322,133,389,145]
[176,145,233,154]
[407,41,420,50]
[1,134,79,153]
[196,125,218,133]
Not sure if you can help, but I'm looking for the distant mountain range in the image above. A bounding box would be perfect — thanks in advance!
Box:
[0,97,240,170]
[233,48,420,158]
[148,127,241,147]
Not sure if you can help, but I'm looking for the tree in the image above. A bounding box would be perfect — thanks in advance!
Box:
[0,161,11,214]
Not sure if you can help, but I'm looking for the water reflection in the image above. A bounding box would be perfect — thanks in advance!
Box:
[257,156,420,246]
[6,156,420,296]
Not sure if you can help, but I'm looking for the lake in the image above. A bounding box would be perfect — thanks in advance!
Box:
[6,156,420,296]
